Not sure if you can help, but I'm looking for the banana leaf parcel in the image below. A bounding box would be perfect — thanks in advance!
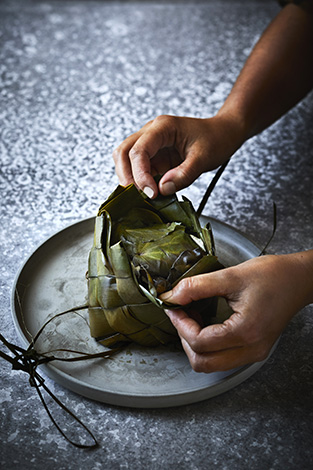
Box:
[87,183,223,347]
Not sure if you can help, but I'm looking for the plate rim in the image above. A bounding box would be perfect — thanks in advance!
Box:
[10,216,275,408]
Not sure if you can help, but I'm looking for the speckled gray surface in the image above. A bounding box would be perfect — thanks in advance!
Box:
[1,0,313,469]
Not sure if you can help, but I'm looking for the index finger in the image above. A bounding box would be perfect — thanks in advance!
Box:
[113,119,154,187]
[113,132,143,186]
[165,308,243,353]
[128,119,176,197]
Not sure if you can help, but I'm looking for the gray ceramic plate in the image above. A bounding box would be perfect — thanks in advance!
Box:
[11,216,276,408]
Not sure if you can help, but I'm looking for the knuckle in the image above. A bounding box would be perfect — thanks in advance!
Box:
[143,119,154,128]
[188,336,202,353]
[154,115,177,139]
[253,344,270,362]
[178,277,193,291]
[113,141,132,162]
[174,277,195,301]
[128,147,139,160]
[189,356,215,374]
[112,147,120,162]
[154,114,175,126]
[128,146,146,163]
[191,362,206,373]
[188,354,205,373]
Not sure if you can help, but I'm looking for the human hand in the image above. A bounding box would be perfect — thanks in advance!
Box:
[113,114,244,198]
[160,252,313,372]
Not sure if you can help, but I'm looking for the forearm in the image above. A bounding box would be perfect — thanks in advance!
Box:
[217,3,313,140]
[290,249,313,309]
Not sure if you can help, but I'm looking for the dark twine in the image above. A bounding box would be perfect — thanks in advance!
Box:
[197,161,277,255]
[259,202,277,256]
[0,306,121,450]
[196,160,230,217]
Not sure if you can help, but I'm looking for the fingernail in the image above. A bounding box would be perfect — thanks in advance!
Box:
[164,309,173,318]
[161,181,176,196]
[143,186,154,199]
[160,290,173,301]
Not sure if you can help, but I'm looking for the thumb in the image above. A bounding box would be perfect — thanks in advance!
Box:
[159,152,205,195]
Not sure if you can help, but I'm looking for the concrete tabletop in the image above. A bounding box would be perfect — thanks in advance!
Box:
[1,1,312,469]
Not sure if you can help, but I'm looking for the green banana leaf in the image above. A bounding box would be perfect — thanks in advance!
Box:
[87,182,224,347]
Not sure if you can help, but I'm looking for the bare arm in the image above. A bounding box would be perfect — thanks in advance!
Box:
[113,3,313,197]
[219,2,313,139]
[112,4,313,372]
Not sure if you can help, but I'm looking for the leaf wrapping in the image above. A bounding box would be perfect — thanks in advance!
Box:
[87,183,223,347]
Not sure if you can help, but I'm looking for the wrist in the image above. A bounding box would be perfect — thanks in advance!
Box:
[202,111,247,165]
[270,251,313,315]
[216,100,252,143]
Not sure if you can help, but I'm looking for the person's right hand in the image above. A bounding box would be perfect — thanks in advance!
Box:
[160,251,313,372]
[113,114,245,198]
